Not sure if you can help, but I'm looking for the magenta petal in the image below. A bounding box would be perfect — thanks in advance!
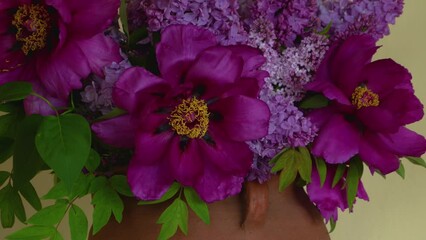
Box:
[156,25,217,84]
[185,46,243,98]
[379,127,426,157]
[76,34,122,77]
[194,161,244,203]
[132,132,176,165]
[67,0,119,38]
[170,140,203,186]
[359,132,400,174]
[312,114,361,164]
[306,79,351,105]
[45,0,71,23]
[113,67,167,113]
[210,95,270,141]
[379,89,424,126]
[357,181,369,201]
[91,115,137,148]
[356,107,400,133]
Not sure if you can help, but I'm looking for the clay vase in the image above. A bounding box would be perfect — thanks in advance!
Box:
[90,176,330,240]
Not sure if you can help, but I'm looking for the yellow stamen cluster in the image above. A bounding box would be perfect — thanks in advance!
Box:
[169,97,210,139]
[351,86,380,109]
[12,4,50,55]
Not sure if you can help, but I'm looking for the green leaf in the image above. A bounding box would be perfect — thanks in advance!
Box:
[27,201,68,226]
[157,198,189,238]
[0,82,33,103]
[35,114,91,191]
[85,149,100,173]
[346,158,363,209]
[89,176,108,194]
[297,147,312,183]
[119,0,129,37]
[269,148,288,166]
[0,110,23,138]
[0,171,10,187]
[271,148,294,173]
[0,185,15,228]
[69,204,88,240]
[92,185,124,234]
[332,164,346,188]
[110,175,133,197]
[157,221,179,240]
[329,218,337,233]
[405,156,426,168]
[396,162,405,179]
[318,22,333,36]
[184,187,210,224]
[12,115,45,188]
[314,157,327,187]
[299,94,329,109]
[278,159,298,191]
[5,225,56,240]
[50,231,64,240]
[10,188,26,223]
[43,181,67,200]
[18,182,42,211]
[95,108,127,121]
[69,174,93,199]
[0,137,13,164]
[138,182,180,205]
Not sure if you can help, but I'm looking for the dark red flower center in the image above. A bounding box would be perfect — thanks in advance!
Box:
[351,86,380,109]
[168,97,210,138]
[12,4,51,55]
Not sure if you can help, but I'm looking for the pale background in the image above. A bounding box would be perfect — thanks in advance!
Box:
[1,1,426,239]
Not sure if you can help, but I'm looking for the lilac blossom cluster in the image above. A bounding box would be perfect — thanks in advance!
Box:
[317,0,404,40]
[81,60,131,115]
[249,0,318,47]
[128,0,248,45]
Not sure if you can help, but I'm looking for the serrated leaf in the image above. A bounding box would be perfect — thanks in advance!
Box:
[69,204,88,240]
[271,149,295,173]
[138,182,180,205]
[396,162,405,179]
[184,188,210,224]
[5,225,56,240]
[299,94,329,109]
[89,176,108,194]
[346,158,362,209]
[297,147,312,183]
[0,171,9,187]
[406,156,426,168]
[278,159,298,191]
[0,137,13,164]
[43,181,67,200]
[110,175,133,197]
[35,114,91,191]
[0,82,33,103]
[314,157,327,187]
[69,174,93,199]
[85,149,100,173]
[18,182,42,211]
[92,185,124,234]
[157,198,188,238]
[92,204,112,235]
[12,115,45,188]
[27,201,68,226]
[332,164,346,188]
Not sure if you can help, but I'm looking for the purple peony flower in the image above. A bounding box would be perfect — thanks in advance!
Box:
[306,35,426,174]
[0,0,122,114]
[92,25,270,202]
[307,165,369,222]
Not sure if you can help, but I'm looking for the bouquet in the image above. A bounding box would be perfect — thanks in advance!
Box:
[1,0,425,239]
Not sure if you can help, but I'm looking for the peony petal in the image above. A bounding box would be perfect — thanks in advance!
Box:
[356,107,401,133]
[209,95,270,141]
[91,115,137,148]
[379,127,426,157]
[156,25,217,84]
[45,0,71,23]
[132,131,176,165]
[194,160,244,203]
[185,46,243,98]
[112,67,168,113]
[379,89,424,126]
[23,81,67,116]
[312,114,361,164]
[359,132,400,175]
[66,0,119,38]
[170,140,204,186]
[76,33,122,77]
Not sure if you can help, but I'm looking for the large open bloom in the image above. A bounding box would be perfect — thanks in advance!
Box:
[307,166,369,222]
[0,0,121,113]
[92,25,270,202]
[306,35,426,174]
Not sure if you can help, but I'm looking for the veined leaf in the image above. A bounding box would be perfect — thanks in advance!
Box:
[69,204,88,240]
[5,225,56,240]
[0,82,33,103]
[314,157,327,187]
[184,187,210,225]
[85,149,101,173]
[297,147,312,183]
[119,0,129,37]
[332,164,346,188]
[27,201,68,226]
[92,184,124,234]
[278,159,298,191]
[138,182,180,205]
[299,94,329,109]
[329,218,337,233]
[43,181,67,200]
[157,198,189,239]
[18,182,42,211]
[271,148,295,173]
[110,175,133,197]
[346,158,363,209]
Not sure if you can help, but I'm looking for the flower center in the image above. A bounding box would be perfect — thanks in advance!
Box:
[169,97,210,139]
[351,86,380,109]
[12,4,51,55]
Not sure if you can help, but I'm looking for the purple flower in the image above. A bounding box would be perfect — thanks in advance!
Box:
[92,25,270,202]
[0,0,122,114]
[307,165,369,222]
[307,35,426,174]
